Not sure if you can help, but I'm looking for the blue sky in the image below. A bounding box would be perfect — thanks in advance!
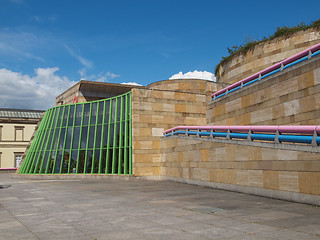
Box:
[0,0,319,109]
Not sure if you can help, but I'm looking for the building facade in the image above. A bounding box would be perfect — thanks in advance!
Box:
[0,108,43,170]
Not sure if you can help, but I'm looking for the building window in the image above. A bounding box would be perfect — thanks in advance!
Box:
[0,126,2,141]
[14,126,24,141]
[14,153,23,168]
[0,152,2,168]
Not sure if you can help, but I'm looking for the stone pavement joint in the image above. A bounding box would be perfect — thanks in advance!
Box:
[1,174,320,240]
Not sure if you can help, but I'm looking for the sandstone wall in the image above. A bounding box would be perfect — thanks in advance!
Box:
[161,136,320,199]
[208,54,320,125]
[216,28,320,85]
[131,88,207,176]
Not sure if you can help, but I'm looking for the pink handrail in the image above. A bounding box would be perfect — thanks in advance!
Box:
[163,125,320,135]
[212,42,320,98]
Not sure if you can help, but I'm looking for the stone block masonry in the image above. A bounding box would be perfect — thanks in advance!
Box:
[131,88,207,176]
[208,54,320,126]
[161,136,320,205]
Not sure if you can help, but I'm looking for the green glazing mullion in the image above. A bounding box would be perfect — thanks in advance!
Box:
[76,103,85,174]
[27,112,47,173]
[84,103,92,174]
[118,96,124,174]
[91,102,100,174]
[45,107,60,174]
[38,109,55,173]
[129,93,132,174]
[99,100,107,174]
[124,94,128,174]
[33,110,52,173]
[111,98,119,174]
[40,108,57,173]
[105,99,113,174]
[51,106,65,173]
[59,105,71,173]
[68,104,77,173]
[28,111,49,173]
[33,109,53,173]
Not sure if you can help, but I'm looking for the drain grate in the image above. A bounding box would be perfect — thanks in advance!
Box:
[0,185,11,189]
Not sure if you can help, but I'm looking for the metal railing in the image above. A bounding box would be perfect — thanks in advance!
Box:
[211,42,320,100]
[163,125,320,146]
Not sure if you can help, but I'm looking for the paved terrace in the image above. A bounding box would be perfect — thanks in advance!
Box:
[0,174,320,240]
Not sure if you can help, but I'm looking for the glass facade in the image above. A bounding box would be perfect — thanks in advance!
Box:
[19,92,132,175]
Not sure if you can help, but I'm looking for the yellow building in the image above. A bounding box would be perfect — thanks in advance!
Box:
[0,108,43,170]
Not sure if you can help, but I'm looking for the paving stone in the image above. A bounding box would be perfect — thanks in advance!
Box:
[1,174,320,239]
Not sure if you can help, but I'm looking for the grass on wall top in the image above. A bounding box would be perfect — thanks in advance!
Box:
[215,19,320,76]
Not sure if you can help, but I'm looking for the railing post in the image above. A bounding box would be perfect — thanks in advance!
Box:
[185,128,188,136]
[274,130,280,144]
[226,89,229,95]
[259,73,261,80]
[210,129,213,138]
[280,62,284,71]
[197,129,200,137]
[226,129,231,140]
[241,82,243,88]
[247,129,252,141]
[312,129,318,146]
[308,50,312,59]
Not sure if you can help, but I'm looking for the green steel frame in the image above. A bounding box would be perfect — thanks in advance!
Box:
[19,91,132,175]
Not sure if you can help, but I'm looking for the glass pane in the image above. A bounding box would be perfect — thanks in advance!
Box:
[77,150,86,173]
[104,100,110,124]
[101,148,107,173]
[117,98,122,121]
[52,129,60,150]
[112,99,116,122]
[75,104,83,126]
[80,126,88,149]
[86,150,93,173]
[92,150,100,173]
[54,151,62,173]
[41,129,50,150]
[83,104,90,125]
[58,128,66,150]
[95,125,102,148]
[41,151,50,173]
[72,127,80,149]
[61,151,70,173]
[47,151,56,173]
[56,107,64,127]
[52,108,59,128]
[91,102,97,125]
[102,124,109,147]
[68,105,75,126]
[70,150,78,173]
[62,106,69,127]
[97,101,104,124]
[88,126,95,148]
[65,127,73,149]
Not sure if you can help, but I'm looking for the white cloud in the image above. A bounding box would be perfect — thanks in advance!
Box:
[121,82,142,86]
[0,67,76,110]
[169,70,216,82]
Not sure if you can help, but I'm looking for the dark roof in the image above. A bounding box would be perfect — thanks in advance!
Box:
[0,108,44,119]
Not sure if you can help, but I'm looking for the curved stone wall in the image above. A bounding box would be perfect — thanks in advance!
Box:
[216,28,320,84]
[147,79,227,96]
